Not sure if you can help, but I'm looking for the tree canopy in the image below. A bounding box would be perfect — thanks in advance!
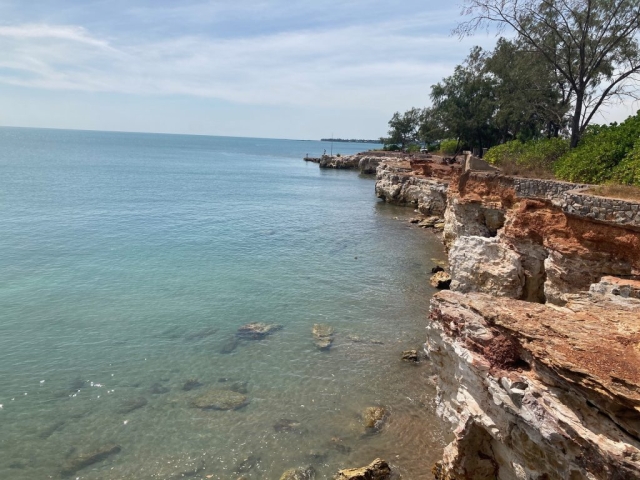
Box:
[456,0,640,147]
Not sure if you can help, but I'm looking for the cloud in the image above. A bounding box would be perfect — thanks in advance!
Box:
[0,16,493,114]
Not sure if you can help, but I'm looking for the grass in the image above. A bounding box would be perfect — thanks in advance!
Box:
[492,158,557,180]
[582,184,640,202]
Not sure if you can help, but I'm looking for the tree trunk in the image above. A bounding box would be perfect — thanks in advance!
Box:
[570,92,584,148]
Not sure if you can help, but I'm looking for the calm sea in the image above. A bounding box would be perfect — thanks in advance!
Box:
[0,128,448,479]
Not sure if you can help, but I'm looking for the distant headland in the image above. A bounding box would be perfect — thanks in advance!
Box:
[320,138,380,143]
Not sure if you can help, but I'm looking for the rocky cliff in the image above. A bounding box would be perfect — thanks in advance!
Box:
[430,170,640,479]
[317,152,405,174]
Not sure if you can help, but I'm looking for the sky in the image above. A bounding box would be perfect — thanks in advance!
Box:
[0,0,637,139]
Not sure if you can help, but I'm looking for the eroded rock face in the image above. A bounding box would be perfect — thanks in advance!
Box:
[427,290,640,480]
[449,236,524,298]
[376,163,448,216]
[429,271,451,289]
[334,458,391,480]
[190,389,248,410]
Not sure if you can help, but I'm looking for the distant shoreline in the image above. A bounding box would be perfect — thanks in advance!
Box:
[319,138,380,144]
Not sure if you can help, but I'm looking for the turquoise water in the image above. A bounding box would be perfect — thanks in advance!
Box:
[0,128,448,479]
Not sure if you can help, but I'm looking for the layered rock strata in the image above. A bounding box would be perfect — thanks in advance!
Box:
[427,290,640,479]
[317,152,404,174]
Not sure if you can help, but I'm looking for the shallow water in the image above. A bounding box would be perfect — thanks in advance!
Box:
[0,128,449,479]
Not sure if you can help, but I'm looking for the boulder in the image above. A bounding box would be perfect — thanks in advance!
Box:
[61,444,121,476]
[430,271,451,289]
[236,322,283,340]
[280,466,316,480]
[449,236,524,298]
[401,349,419,362]
[190,389,248,410]
[312,324,335,350]
[417,216,440,228]
[334,458,391,480]
[363,406,386,430]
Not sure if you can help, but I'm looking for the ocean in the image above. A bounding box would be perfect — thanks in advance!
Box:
[0,128,448,479]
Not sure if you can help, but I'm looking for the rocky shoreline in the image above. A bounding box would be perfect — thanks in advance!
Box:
[304,151,640,478]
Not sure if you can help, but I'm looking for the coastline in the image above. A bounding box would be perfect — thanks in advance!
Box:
[305,151,640,478]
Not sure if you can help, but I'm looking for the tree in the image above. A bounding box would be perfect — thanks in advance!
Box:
[456,0,640,147]
[384,108,422,149]
[429,47,499,151]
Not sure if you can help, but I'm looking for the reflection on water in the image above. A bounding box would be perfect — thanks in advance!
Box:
[0,129,450,479]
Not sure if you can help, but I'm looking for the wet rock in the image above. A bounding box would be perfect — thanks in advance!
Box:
[184,326,218,341]
[236,322,283,340]
[334,458,391,480]
[312,324,335,350]
[430,271,451,289]
[433,221,445,230]
[346,335,384,345]
[409,218,421,224]
[219,336,240,354]
[401,349,419,363]
[280,466,315,480]
[304,450,328,463]
[417,216,440,228]
[182,378,202,391]
[431,265,445,274]
[61,443,121,476]
[274,418,305,434]
[228,381,249,395]
[363,406,386,430]
[190,389,248,410]
[149,383,170,395]
[116,396,147,414]
[234,454,261,473]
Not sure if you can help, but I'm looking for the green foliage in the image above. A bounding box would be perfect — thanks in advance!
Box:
[555,112,640,185]
[439,139,459,155]
[485,137,569,172]
[382,144,400,151]
[385,108,422,149]
[407,144,421,153]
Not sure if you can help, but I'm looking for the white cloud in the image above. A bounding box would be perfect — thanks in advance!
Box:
[0,17,491,113]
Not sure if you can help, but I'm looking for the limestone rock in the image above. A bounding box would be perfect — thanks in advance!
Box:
[427,291,640,479]
[312,323,335,350]
[417,216,440,227]
[429,271,451,289]
[363,406,386,430]
[236,322,283,340]
[190,389,248,410]
[280,466,315,480]
[449,236,524,298]
[334,458,391,480]
[61,444,121,476]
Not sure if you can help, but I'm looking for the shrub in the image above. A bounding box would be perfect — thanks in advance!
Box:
[440,139,459,155]
[407,144,421,153]
[484,137,569,178]
[554,111,640,184]
[383,144,400,151]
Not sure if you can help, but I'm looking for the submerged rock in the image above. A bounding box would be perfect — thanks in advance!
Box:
[61,443,121,476]
[280,466,316,480]
[274,418,305,434]
[116,396,147,414]
[190,389,248,410]
[149,383,170,395]
[430,271,451,289]
[219,336,240,354]
[363,406,386,430]
[184,326,218,342]
[234,454,261,473]
[401,349,419,363]
[182,378,202,391]
[312,324,335,350]
[236,322,283,340]
[334,458,391,480]
[431,265,445,274]
[39,420,66,439]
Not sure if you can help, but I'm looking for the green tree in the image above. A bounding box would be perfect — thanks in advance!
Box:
[384,107,422,149]
[429,47,499,151]
[456,0,640,148]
